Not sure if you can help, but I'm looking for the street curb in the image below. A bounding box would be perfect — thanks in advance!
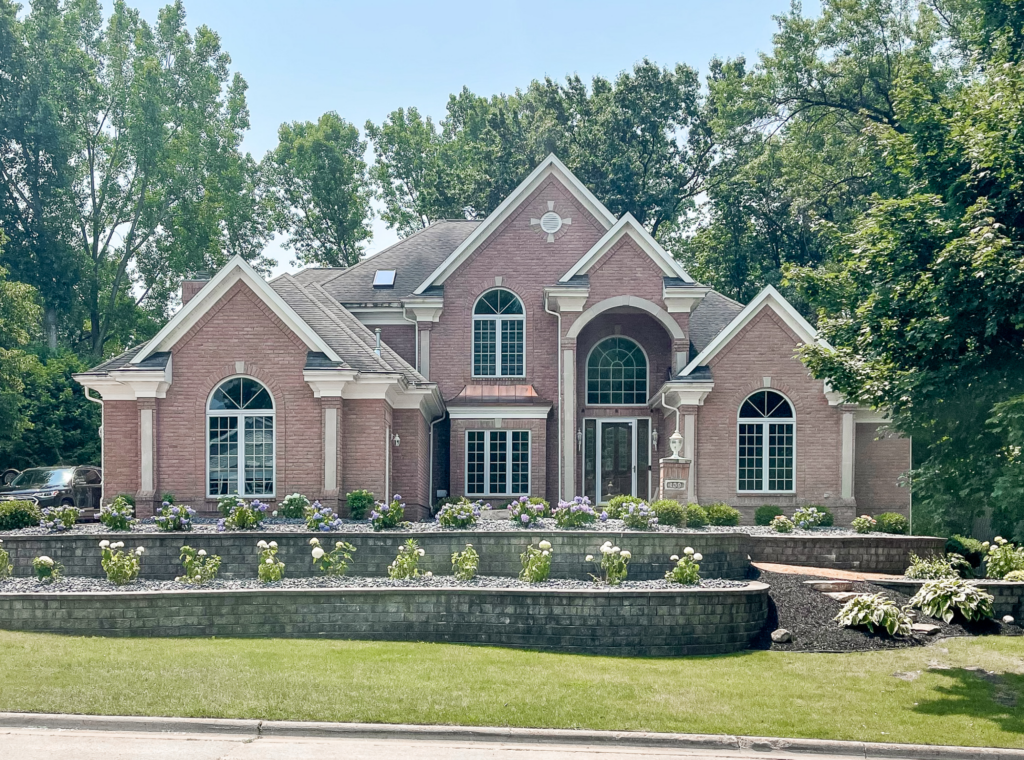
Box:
[1,712,1022,759]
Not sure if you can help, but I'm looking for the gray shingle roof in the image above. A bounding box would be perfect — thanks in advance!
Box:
[688,290,745,354]
[83,347,169,374]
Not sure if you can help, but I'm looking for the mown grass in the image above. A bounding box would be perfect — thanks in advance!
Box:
[0,632,1022,747]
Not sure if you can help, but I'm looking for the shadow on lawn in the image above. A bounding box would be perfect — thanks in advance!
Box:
[913,668,1024,736]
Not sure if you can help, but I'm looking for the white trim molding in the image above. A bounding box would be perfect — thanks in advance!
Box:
[543,285,590,313]
[654,380,715,407]
[663,284,710,313]
[566,295,685,341]
[75,356,174,401]
[448,405,551,420]
[561,213,694,283]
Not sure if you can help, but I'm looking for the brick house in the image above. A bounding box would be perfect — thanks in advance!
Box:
[75,155,910,523]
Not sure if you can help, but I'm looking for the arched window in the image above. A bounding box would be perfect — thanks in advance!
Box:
[586,337,648,405]
[737,390,794,493]
[207,377,275,497]
[473,289,524,376]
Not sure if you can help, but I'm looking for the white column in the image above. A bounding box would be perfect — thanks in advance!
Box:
[841,411,855,499]
[419,327,431,380]
[562,347,575,499]
[684,413,696,503]
[324,407,338,492]
[140,408,154,493]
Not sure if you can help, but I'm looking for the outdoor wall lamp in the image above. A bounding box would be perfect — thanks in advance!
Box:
[392,433,401,447]
[652,429,659,451]
[577,427,583,452]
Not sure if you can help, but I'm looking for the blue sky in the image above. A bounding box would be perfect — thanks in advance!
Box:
[112,0,820,270]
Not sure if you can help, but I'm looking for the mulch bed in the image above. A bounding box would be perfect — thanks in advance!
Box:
[752,568,1023,652]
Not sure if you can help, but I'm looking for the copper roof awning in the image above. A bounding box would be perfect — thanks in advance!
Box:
[447,384,550,406]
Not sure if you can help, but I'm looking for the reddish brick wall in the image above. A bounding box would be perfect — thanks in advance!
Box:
[855,422,911,516]
[449,417,548,505]
[342,399,389,509]
[695,309,845,511]
[101,400,139,503]
[392,408,430,519]
[378,324,417,368]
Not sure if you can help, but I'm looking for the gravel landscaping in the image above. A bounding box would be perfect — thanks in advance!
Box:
[753,568,1023,652]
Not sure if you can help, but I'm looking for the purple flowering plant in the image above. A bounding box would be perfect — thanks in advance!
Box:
[508,496,545,527]
[436,498,487,529]
[155,501,196,532]
[305,501,343,531]
[370,495,406,531]
[620,500,659,531]
[552,496,601,528]
[39,504,81,532]
[217,498,269,531]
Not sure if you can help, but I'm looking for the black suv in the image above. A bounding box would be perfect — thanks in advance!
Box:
[0,466,103,518]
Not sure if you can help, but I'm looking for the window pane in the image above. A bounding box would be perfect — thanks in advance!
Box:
[489,430,507,494]
[473,319,497,376]
[768,423,794,491]
[587,337,647,405]
[583,419,596,503]
[241,378,273,410]
[737,422,763,491]
[637,419,650,500]
[467,431,485,494]
[244,416,275,495]
[209,378,243,410]
[501,318,524,375]
[208,416,238,495]
[511,431,530,494]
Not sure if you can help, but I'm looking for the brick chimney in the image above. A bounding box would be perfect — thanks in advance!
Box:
[181,274,210,306]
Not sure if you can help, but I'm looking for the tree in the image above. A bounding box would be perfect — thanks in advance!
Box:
[0,232,42,454]
[264,112,373,268]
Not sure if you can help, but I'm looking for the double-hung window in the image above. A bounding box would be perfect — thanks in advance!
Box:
[737,390,794,493]
[466,430,530,496]
[472,289,524,376]
[207,377,275,497]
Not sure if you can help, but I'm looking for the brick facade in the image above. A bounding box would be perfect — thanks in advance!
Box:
[855,422,912,516]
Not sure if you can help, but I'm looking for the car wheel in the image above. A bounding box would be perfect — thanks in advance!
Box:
[60,498,75,508]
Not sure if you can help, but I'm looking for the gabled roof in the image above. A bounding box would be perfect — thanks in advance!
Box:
[688,290,745,353]
[679,285,827,376]
[414,154,618,294]
[132,256,341,364]
[559,213,693,283]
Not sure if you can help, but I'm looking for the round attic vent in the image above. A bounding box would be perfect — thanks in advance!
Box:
[540,211,563,234]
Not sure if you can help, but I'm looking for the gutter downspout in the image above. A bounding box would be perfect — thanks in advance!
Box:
[84,388,104,502]
[428,411,446,515]
[544,293,563,502]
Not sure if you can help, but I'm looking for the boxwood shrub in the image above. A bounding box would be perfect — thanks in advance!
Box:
[651,499,685,527]
[875,512,910,535]
[0,500,41,531]
[946,534,986,568]
[755,505,783,526]
[704,502,740,526]
[345,489,375,520]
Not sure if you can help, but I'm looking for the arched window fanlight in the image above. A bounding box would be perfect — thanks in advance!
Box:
[737,390,794,493]
[472,289,524,376]
[586,337,648,405]
[207,377,275,497]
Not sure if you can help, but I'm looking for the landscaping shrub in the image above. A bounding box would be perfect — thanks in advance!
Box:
[527,496,550,517]
[815,506,835,527]
[154,501,195,532]
[305,500,342,532]
[834,594,912,636]
[508,496,544,526]
[370,496,406,531]
[905,552,969,580]
[946,534,986,568]
[792,506,828,529]
[588,541,630,585]
[217,498,268,531]
[552,496,599,528]
[160,492,175,505]
[755,505,783,526]
[99,496,134,531]
[451,544,479,580]
[984,537,1024,579]
[651,499,686,527]
[436,498,486,528]
[345,489,375,520]
[216,495,240,517]
[910,578,994,623]
[704,503,740,526]
[256,540,284,582]
[177,546,221,585]
[665,547,702,585]
[519,540,552,582]
[875,512,909,535]
[40,504,81,532]
[684,504,708,528]
[621,500,659,530]
[99,540,142,585]
[277,493,310,519]
[0,499,41,530]
[0,539,11,579]
[309,537,356,576]
[32,555,62,583]
[771,515,795,533]
[118,494,136,508]
[606,495,634,519]
[851,515,877,534]
[388,538,425,579]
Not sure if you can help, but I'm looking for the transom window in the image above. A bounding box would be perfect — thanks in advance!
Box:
[737,390,794,493]
[586,337,648,405]
[207,377,275,497]
[473,289,524,377]
[466,429,530,496]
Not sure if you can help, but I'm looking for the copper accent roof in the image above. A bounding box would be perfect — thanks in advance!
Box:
[448,384,549,406]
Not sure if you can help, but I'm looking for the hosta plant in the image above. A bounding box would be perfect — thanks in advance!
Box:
[834,594,912,636]
[99,496,135,531]
[436,498,486,528]
[33,555,62,583]
[177,546,221,585]
[256,540,285,582]
[520,540,552,582]
[905,553,970,580]
[451,544,479,580]
[370,496,406,531]
[553,497,600,528]
[1005,570,1024,582]
[792,506,827,530]
[218,498,268,531]
[508,496,545,526]
[0,539,11,579]
[985,537,1024,579]
[40,504,81,532]
[277,493,310,519]
[851,515,877,534]
[665,547,703,585]
[588,541,630,585]
[388,538,426,579]
[309,537,356,576]
[770,515,794,533]
[99,540,143,585]
[305,501,342,532]
[620,500,659,530]
[910,578,994,623]
[154,501,196,532]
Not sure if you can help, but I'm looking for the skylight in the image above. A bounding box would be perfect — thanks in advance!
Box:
[373,269,396,288]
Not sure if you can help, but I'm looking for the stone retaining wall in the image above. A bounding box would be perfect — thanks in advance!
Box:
[0,530,751,582]
[748,535,947,574]
[0,583,770,657]
[872,578,1024,619]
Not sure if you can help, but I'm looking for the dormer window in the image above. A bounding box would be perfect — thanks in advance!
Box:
[373,270,396,288]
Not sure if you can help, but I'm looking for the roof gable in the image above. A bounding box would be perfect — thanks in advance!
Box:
[132,256,342,364]
[414,154,617,294]
[679,285,826,375]
[560,213,693,283]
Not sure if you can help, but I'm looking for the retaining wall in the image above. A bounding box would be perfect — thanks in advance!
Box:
[872,578,1024,619]
[748,535,947,574]
[0,583,770,657]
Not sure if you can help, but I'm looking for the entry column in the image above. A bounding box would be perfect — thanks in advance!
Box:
[561,336,576,500]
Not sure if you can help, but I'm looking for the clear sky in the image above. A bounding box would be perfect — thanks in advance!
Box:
[109,0,819,273]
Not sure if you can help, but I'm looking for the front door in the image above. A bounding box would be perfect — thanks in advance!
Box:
[601,422,633,501]
[583,418,651,504]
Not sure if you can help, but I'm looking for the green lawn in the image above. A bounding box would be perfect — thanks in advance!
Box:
[1,632,1022,748]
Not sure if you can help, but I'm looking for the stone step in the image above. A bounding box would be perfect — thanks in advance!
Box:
[824,591,861,603]
[912,623,941,635]
[803,579,855,593]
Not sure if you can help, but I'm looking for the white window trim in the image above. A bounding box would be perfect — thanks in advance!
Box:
[736,391,796,495]
[205,376,277,499]
[581,416,652,504]
[471,289,526,378]
[584,336,650,407]
[464,429,531,497]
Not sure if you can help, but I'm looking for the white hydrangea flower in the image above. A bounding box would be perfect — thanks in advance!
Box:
[309,537,320,546]
[113,542,124,549]
[99,540,110,548]
[39,556,53,565]
[198,549,207,556]
[541,550,549,557]
[257,540,269,549]
[265,557,273,565]
[335,542,344,548]
[269,541,278,549]
[693,553,703,562]
[135,547,144,556]
[620,551,631,559]
[417,549,425,556]
[425,571,433,578]
[670,555,679,561]
[585,554,594,562]
[684,547,694,556]
[312,547,325,559]
[538,540,552,551]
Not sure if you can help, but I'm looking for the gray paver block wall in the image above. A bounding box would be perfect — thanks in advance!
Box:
[748,535,947,574]
[873,578,1024,618]
[0,583,770,657]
